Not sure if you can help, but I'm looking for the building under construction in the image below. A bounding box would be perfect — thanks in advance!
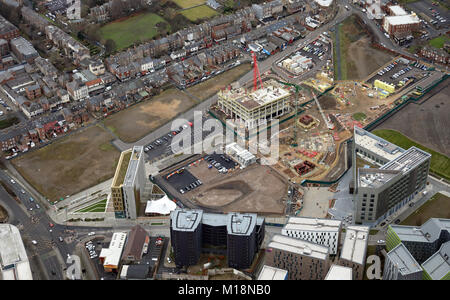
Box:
[217,79,293,128]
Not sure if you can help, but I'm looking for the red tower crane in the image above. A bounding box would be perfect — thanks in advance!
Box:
[252,51,264,91]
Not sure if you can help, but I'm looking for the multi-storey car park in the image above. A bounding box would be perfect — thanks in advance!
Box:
[352,127,431,226]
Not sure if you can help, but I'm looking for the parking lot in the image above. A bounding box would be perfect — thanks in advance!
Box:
[143,116,217,161]
[367,58,428,86]
[162,153,238,195]
[407,0,449,29]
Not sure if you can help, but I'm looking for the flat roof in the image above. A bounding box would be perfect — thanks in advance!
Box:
[218,80,291,111]
[381,147,431,174]
[390,218,450,243]
[171,209,203,232]
[257,265,288,280]
[123,146,144,187]
[389,5,408,16]
[324,265,352,280]
[227,212,257,236]
[172,209,264,235]
[358,168,400,188]
[0,224,32,280]
[354,127,405,161]
[100,232,127,267]
[421,241,450,280]
[283,217,342,233]
[341,226,369,265]
[385,14,420,26]
[268,234,329,260]
[387,243,422,276]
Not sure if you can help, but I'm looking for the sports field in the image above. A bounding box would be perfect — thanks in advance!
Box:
[181,5,219,21]
[99,13,170,51]
[372,129,450,181]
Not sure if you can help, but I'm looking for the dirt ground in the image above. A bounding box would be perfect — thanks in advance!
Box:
[0,205,8,222]
[347,37,395,79]
[187,161,287,214]
[186,63,252,102]
[12,125,120,203]
[375,78,450,157]
[104,88,196,143]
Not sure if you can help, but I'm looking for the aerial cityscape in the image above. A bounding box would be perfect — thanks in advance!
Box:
[0,0,448,286]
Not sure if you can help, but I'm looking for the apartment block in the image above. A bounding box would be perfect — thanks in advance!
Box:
[170,209,265,270]
[338,226,369,280]
[265,234,330,280]
[281,217,342,255]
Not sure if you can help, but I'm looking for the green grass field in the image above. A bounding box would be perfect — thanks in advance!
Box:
[401,193,450,226]
[76,199,107,213]
[172,0,206,8]
[428,36,449,49]
[181,5,219,21]
[372,129,450,181]
[352,112,367,121]
[99,13,170,51]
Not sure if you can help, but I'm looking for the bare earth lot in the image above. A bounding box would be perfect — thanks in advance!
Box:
[104,89,196,143]
[347,37,394,79]
[186,63,252,102]
[375,78,450,157]
[12,126,120,203]
[187,161,287,214]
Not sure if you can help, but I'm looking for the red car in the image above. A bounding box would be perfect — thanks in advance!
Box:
[49,223,54,228]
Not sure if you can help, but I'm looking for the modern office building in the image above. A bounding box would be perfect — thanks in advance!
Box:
[264,234,330,280]
[170,209,265,270]
[338,225,369,280]
[324,264,353,280]
[385,218,450,280]
[0,224,32,280]
[383,243,422,280]
[281,217,342,255]
[257,265,288,280]
[217,80,292,128]
[111,146,146,219]
[352,127,431,226]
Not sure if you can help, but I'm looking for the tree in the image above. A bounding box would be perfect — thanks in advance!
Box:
[105,39,117,55]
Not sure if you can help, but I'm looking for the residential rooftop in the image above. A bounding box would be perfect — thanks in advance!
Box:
[387,243,422,276]
[422,241,450,280]
[257,265,288,280]
[340,226,369,265]
[283,216,342,233]
[324,265,353,280]
[267,234,329,260]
